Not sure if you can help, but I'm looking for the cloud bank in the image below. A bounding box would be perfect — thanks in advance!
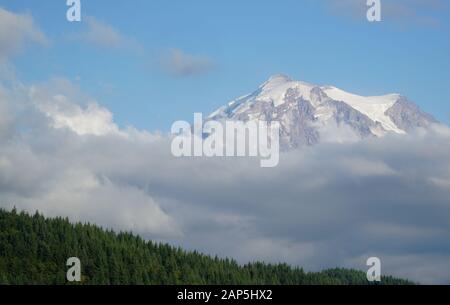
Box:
[1,75,450,283]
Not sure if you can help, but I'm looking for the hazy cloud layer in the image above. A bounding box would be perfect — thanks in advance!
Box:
[0,8,47,61]
[161,49,215,77]
[1,76,450,283]
[75,17,142,51]
[84,17,124,48]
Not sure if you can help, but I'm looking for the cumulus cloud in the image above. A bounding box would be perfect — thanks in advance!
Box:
[161,49,215,77]
[323,0,446,27]
[0,78,179,238]
[0,7,47,61]
[1,77,450,283]
[28,79,122,136]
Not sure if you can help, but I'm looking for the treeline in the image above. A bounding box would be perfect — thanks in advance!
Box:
[0,209,412,285]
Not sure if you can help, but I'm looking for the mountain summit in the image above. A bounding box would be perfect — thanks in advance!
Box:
[209,75,437,148]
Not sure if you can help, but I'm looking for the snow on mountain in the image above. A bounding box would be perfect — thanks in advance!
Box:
[322,86,404,134]
[208,74,438,148]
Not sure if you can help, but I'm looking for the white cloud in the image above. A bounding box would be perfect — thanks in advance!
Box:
[0,78,178,239]
[1,76,450,283]
[0,7,47,61]
[161,49,215,77]
[28,80,121,136]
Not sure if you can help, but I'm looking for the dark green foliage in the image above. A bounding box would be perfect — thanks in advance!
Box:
[0,209,412,285]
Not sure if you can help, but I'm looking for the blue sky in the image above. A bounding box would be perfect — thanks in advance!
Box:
[2,0,450,130]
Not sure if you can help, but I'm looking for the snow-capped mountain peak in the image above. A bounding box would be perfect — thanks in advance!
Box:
[260,74,294,90]
[209,75,438,148]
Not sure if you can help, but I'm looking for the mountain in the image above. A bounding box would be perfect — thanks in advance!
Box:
[0,209,412,285]
[209,74,437,149]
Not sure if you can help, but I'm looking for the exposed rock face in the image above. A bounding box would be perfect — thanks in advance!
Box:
[385,96,438,132]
